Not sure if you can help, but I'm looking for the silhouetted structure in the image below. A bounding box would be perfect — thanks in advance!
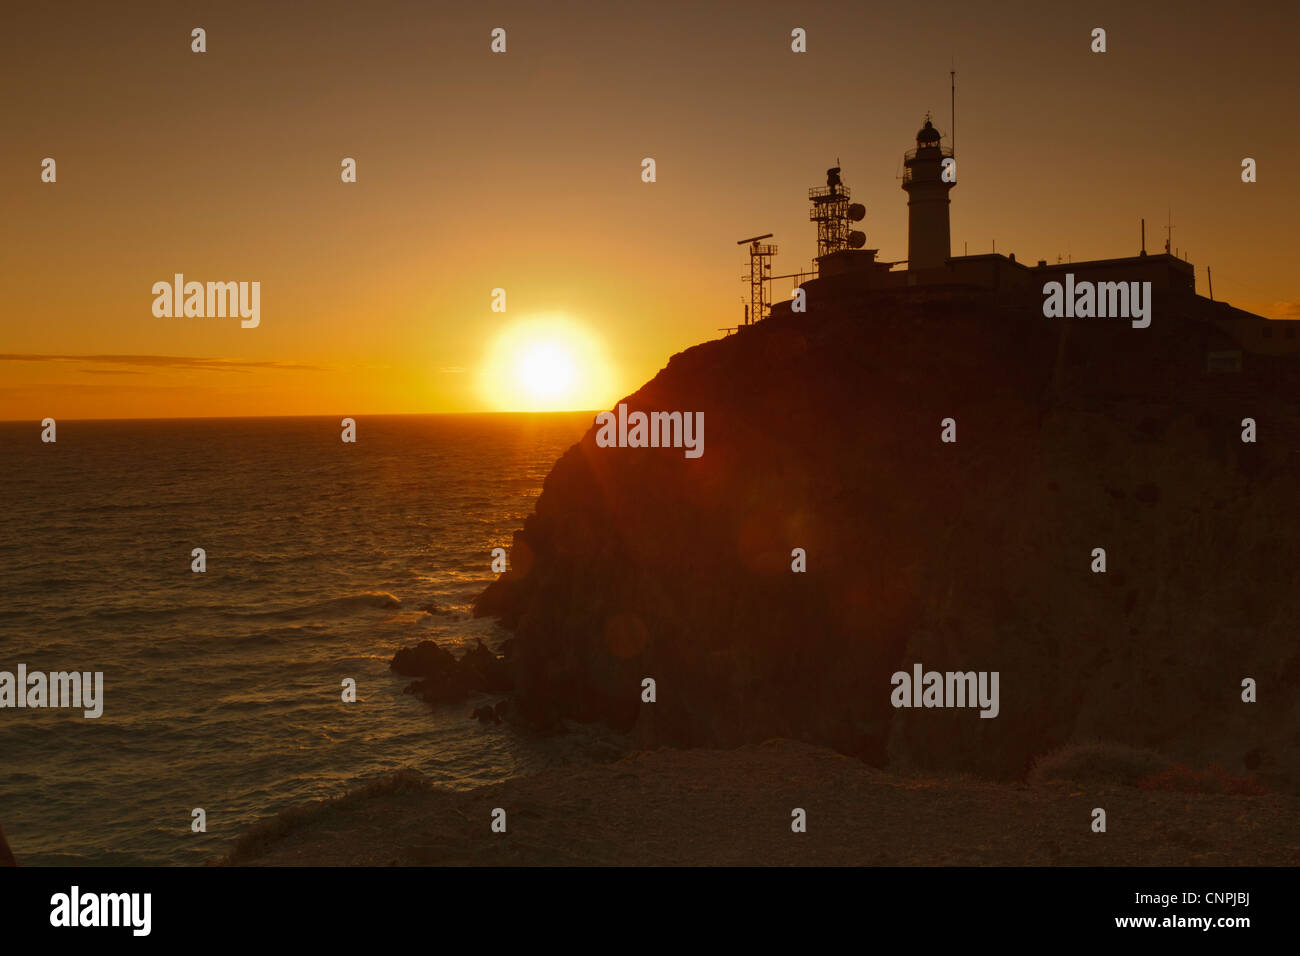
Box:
[746,116,1296,356]
[737,233,777,325]
[902,116,955,269]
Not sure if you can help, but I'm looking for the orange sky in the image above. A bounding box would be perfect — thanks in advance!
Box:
[3,0,1297,420]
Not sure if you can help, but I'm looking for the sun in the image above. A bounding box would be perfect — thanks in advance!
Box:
[516,341,575,399]
[477,315,617,411]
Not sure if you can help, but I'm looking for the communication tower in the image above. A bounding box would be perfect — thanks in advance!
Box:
[737,233,778,324]
[809,164,867,268]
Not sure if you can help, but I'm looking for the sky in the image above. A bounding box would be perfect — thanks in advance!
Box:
[3,0,1298,419]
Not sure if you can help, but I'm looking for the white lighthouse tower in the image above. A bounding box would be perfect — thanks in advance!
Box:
[901,116,954,271]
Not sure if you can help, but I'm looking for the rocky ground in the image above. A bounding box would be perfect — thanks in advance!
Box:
[216,739,1300,866]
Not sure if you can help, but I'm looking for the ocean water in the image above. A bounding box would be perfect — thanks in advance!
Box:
[0,413,592,865]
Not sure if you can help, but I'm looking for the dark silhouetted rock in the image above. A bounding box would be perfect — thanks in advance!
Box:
[390,640,458,679]
[458,638,513,693]
[391,639,513,710]
[474,293,1300,784]
[403,672,473,707]
[0,824,15,867]
[1134,482,1161,504]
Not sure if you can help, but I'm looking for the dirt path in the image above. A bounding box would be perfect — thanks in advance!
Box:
[218,740,1300,866]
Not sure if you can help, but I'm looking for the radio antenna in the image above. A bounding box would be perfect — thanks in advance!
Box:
[950,63,956,153]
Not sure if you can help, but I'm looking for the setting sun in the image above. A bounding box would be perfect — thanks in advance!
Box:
[478,315,617,411]
[517,342,575,399]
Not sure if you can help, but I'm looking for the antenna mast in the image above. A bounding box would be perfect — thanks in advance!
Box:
[737,233,777,325]
[950,66,956,154]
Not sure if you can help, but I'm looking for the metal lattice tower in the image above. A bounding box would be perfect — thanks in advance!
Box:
[809,166,852,259]
[737,234,777,324]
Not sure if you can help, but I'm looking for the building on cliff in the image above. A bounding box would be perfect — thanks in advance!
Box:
[902,117,955,271]
[752,117,1296,360]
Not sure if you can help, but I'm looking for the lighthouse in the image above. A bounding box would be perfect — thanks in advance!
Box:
[901,117,954,270]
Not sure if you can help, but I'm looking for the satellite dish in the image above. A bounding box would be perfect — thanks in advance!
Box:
[847,203,866,222]
[847,231,866,249]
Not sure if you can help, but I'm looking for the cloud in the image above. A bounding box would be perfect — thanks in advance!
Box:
[0,383,224,397]
[1265,301,1300,319]
[0,354,324,372]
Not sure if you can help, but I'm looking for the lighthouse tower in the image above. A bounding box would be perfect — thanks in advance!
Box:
[901,117,954,270]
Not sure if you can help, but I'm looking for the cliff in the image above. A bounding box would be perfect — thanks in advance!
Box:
[475,289,1300,786]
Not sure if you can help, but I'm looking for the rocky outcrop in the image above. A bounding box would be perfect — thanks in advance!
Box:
[0,823,15,867]
[474,291,1300,785]
[391,639,512,707]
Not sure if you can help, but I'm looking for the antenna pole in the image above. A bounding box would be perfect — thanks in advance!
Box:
[950,68,956,153]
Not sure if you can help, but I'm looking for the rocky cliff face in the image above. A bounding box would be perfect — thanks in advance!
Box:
[475,292,1300,786]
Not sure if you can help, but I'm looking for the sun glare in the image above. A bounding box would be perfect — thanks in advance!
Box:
[517,342,574,398]
[478,315,616,411]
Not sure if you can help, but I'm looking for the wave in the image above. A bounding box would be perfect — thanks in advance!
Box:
[219,591,404,621]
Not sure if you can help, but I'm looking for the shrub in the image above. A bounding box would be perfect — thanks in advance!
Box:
[1028,740,1171,787]
[1137,763,1269,795]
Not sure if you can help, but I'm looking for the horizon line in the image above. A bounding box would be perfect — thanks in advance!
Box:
[0,409,602,425]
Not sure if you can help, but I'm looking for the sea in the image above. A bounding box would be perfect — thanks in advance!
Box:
[0,413,593,865]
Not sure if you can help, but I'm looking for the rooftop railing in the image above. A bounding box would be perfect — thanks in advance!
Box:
[808,185,851,201]
[903,144,954,163]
